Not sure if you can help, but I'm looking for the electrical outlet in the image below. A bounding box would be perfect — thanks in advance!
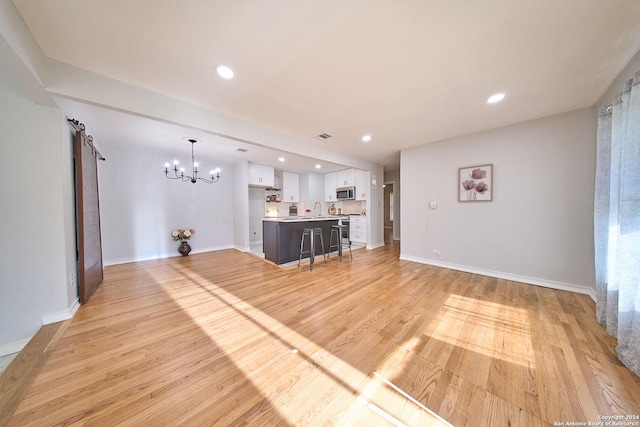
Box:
[432,250,441,255]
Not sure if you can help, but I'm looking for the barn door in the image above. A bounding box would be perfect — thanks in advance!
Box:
[71,120,104,303]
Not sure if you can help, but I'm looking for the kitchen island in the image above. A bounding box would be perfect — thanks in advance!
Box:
[263,217,340,265]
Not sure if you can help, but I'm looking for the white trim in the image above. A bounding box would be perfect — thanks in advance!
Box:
[42,298,80,325]
[103,245,235,266]
[368,242,385,250]
[0,337,31,357]
[399,254,597,302]
[233,245,251,252]
[2,300,81,357]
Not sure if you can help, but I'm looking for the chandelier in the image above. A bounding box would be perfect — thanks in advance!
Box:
[164,138,221,184]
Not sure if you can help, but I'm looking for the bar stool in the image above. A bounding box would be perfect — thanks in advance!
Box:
[329,224,352,262]
[298,227,326,271]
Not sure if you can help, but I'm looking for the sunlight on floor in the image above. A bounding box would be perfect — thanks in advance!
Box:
[153,264,451,426]
[431,294,534,368]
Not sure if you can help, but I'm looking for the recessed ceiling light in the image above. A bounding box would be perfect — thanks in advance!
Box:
[278,157,285,162]
[216,65,234,79]
[487,93,505,104]
[362,135,372,142]
[315,164,322,169]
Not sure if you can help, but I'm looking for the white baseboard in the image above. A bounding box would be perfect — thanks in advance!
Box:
[42,298,80,325]
[104,245,235,266]
[233,245,251,252]
[1,299,81,357]
[368,242,385,250]
[399,254,597,302]
[0,337,31,357]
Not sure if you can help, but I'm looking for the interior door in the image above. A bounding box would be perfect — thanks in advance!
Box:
[74,128,104,303]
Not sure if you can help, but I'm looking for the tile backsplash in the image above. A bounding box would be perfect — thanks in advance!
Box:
[265,200,365,217]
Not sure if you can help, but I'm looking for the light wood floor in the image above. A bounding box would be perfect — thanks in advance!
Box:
[2,242,639,426]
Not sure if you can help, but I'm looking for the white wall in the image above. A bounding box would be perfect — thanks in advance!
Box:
[367,164,385,249]
[400,107,597,297]
[61,127,78,309]
[233,161,250,251]
[0,68,74,352]
[98,142,235,264]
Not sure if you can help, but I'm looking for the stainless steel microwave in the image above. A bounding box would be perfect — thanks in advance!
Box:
[336,186,355,200]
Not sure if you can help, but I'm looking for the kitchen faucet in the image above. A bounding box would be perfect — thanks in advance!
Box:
[314,201,322,216]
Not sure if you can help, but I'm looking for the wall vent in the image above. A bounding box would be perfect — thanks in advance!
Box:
[316,133,332,140]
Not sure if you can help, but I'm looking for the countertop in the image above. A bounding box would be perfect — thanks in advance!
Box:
[263,216,345,223]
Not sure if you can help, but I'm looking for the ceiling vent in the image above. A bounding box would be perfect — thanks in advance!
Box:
[316,133,332,140]
[236,148,249,152]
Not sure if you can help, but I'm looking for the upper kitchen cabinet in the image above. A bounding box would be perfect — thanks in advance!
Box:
[335,169,356,187]
[282,171,300,202]
[355,169,370,201]
[248,163,275,187]
[324,171,336,201]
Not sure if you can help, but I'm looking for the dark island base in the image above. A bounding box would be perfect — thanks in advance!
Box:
[263,219,339,265]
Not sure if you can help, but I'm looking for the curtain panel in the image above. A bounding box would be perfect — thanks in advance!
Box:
[594,71,640,377]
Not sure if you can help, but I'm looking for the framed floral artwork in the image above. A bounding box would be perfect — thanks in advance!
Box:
[459,164,493,202]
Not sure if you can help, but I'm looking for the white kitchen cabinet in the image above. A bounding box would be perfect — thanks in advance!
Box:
[355,169,369,201]
[248,163,274,187]
[324,171,336,201]
[349,215,367,245]
[282,171,300,202]
[335,168,356,187]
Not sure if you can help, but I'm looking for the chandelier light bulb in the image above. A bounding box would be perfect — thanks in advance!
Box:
[163,139,221,184]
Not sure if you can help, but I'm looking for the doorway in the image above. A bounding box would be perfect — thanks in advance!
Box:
[383,182,394,244]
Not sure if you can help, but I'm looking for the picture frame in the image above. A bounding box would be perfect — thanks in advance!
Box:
[459,164,493,202]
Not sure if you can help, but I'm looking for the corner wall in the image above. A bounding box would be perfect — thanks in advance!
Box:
[400,107,597,297]
[0,68,72,352]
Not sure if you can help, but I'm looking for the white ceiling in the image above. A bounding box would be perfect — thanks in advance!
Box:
[11,0,640,171]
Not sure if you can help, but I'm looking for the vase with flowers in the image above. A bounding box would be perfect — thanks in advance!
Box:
[172,228,195,256]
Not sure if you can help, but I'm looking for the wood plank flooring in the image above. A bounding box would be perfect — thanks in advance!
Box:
[1,241,639,426]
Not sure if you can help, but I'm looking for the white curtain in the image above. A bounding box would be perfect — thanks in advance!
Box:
[595,71,640,377]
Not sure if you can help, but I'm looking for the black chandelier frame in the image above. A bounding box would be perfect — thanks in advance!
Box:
[164,138,220,184]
